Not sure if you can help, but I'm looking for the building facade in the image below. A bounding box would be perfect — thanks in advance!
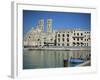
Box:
[24,19,91,48]
[55,29,91,47]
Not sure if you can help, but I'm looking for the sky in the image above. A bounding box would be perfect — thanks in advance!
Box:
[23,10,91,33]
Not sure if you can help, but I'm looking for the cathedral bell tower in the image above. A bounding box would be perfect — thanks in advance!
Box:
[46,19,52,33]
[38,19,44,32]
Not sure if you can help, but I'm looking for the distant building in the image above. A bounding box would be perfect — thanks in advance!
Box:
[46,19,52,33]
[37,19,44,32]
[24,19,91,48]
[24,27,55,47]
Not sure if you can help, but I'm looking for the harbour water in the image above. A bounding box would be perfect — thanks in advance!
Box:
[23,50,90,69]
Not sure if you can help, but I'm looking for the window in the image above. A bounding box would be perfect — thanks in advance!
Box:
[77,42,79,46]
[77,33,79,36]
[81,33,83,36]
[85,39,86,41]
[74,33,75,35]
[77,38,79,41]
[87,39,88,41]
[73,38,75,40]
[62,38,64,42]
[58,34,60,37]
[58,44,60,46]
[81,42,83,46]
[81,38,83,40]
[67,43,69,46]
[73,42,75,46]
[73,42,75,44]
[67,34,69,37]
[62,34,65,37]
[58,38,60,42]
[67,38,69,42]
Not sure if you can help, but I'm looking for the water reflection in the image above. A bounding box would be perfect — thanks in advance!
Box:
[23,50,90,69]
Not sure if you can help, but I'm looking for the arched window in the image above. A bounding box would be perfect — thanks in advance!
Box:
[62,34,65,37]
[81,33,83,36]
[67,34,69,37]
[77,33,79,36]
[58,34,60,37]
[73,42,75,46]
[67,38,69,42]
[77,42,79,46]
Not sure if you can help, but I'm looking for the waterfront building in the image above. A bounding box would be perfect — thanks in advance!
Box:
[24,27,42,47]
[24,19,91,48]
[55,29,90,47]
[55,30,71,47]
[24,28,55,47]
